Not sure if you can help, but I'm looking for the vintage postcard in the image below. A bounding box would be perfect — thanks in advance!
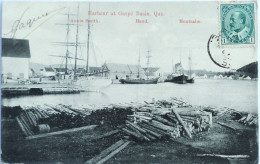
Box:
[1,1,258,163]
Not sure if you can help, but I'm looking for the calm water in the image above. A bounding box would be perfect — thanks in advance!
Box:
[2,79,258,113]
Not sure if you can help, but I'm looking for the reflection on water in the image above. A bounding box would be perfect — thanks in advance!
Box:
[2,79,258,113]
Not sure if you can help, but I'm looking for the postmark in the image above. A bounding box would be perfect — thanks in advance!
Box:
[207,34,231,69]
[221,3,255,45]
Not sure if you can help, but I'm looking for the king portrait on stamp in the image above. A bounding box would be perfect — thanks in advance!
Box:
[229,11,250,41]
[221,3,255,45]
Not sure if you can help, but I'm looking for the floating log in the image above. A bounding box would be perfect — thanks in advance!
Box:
[197,154,250,159]
[96,141,131,164]
[26,125,97,140]
[172,109,192,139]
[86,139,125,164]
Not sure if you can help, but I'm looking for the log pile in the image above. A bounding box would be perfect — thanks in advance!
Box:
[238,113,258,127]
[119,106,212,141]
[13,103,132,137]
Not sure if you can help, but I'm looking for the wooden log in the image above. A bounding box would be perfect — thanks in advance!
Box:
[85,140,125,164]
[140,122,169,136]
[153,115,176,126]
[172,109,192,139]
[145,120,175,132]
[128,115,152,121]
[90,130,120,142]
[196,154,250,159]
[96,141,131,164]
[125,124,150,141]
[121,128,144,141]
[19,115,34,136]
[238,116,247,122]
[138,124,162,139]
[165,114,179,124]
[217,122,236,131]
[126,120,147,133]
[26,125,97,140]
[16,117,29,137]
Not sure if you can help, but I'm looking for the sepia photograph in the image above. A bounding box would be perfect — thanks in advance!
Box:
[1,1,258,163]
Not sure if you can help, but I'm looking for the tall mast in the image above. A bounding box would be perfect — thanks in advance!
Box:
[74,5,79,79]
[54,9,75,75]
[137,48,140,77]
[189,49,192,78]
[86,3,91,74]
[65,9,70,75]
[146,49,151,79]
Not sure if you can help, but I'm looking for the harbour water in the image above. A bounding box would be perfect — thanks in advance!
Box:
[2,79,258,113]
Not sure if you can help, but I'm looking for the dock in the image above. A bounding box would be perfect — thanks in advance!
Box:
[2,86,80,97]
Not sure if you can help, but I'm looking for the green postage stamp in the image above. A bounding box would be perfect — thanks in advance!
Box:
[221,3,255,45]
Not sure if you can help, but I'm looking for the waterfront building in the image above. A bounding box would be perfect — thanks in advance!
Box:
[143,67,160,77]
[102,63,146,79]
[2,38,31,81]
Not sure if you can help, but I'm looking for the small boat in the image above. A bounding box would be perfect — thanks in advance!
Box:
[186,77,194,83]
[119,77,159,84]
[119,49,159,84]
[165,74,188,84]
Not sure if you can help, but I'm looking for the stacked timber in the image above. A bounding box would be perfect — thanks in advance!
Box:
[120,107,212,141]
[14,103,133,137]
[238,113,258,127]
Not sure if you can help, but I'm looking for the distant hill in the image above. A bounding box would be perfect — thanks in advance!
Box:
[237,61,258,78]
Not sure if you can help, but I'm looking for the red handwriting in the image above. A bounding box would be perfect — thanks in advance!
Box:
[71,11,165,24]
[179,19,201,23]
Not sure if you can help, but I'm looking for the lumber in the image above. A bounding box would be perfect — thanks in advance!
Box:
[138,124,162,138]
[90,130,119,142]
[197,154,250,159]
[85,140,125,164]
[217,122,236,131]
[26,125,97,140]
[172,109,192,139]
[96,141,131,164]
[121,128,144,141]
[126,120,147,133]
[125,124,150,141]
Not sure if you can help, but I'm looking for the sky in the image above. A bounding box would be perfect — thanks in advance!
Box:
[2,1,258,72]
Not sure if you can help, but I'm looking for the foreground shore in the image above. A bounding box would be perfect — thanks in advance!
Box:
[1,99,258,163]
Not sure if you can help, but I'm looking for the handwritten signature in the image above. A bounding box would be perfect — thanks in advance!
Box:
[4,7,66,38]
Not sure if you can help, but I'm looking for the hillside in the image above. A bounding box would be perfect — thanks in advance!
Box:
[237,61,258,78]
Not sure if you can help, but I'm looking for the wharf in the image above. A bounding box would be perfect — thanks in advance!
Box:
[2,85,80,97]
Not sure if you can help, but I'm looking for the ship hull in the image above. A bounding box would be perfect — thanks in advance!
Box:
[119,77,159,84]
[164,74,188,84]
[186,78,195,83]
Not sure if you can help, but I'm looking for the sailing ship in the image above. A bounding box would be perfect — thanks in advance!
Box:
[186,49,194,83]
[53,5,111,90]
[164,62,188,84]
[119,50,159,84]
